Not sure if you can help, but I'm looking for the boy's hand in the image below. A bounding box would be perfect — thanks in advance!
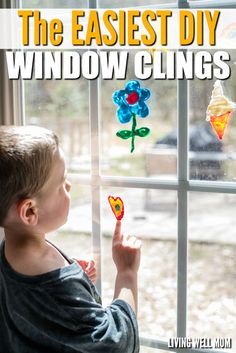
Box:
[112,220,141,274]
[74,259,97,284]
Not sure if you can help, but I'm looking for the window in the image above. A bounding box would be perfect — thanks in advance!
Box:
[98,0,176,7]
[14,0,236,352]
[189,54,236,182]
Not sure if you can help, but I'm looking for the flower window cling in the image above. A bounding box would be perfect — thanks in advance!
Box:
[112,80,151,153]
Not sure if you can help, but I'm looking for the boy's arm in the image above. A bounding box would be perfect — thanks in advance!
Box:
[114,272,138,313]
[46,221,140,352]
[112,221,141,314]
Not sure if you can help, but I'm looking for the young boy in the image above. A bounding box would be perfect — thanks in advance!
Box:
[0,125,141,353]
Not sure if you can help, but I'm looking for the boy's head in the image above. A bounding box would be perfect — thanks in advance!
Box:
[0,125,59,228]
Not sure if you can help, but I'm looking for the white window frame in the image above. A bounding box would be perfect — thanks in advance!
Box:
[91,1,236,352]
[10,0,236,351]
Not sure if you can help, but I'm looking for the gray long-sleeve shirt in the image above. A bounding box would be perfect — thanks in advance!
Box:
[0,241,139,353]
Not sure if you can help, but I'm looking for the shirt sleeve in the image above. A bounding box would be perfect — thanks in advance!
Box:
[52,269,140,353]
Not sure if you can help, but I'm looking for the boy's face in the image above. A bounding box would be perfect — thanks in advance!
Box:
[36,148,71,233]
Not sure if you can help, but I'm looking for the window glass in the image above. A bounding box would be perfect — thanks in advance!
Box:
[21,0,87,8]
[102,187,177,340]
[189,51,236,182]
[98,0,177,7]
[188,192,236,351]
[47,185,92,255]
[101,50,177,179]
[24,66,90,175]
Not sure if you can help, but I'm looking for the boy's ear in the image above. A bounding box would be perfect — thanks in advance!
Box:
[16,199,38,226]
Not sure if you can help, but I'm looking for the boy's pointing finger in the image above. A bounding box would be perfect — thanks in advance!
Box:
[113,220,122,242]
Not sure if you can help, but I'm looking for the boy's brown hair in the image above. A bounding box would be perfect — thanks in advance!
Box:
[0,125,59,226]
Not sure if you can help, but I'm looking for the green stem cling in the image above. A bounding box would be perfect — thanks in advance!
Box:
[131,113,137,153]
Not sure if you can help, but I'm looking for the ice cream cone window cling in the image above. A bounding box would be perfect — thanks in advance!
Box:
[112,80,151,153]
[206,80,236,140]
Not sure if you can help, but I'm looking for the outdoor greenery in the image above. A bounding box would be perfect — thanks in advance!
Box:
[25,78,88,120]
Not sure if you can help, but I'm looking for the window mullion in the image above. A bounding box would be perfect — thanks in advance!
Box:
[88,0,103,295]
[177,66,189,337]
[89,77,102,295]
[88,0,102,294]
